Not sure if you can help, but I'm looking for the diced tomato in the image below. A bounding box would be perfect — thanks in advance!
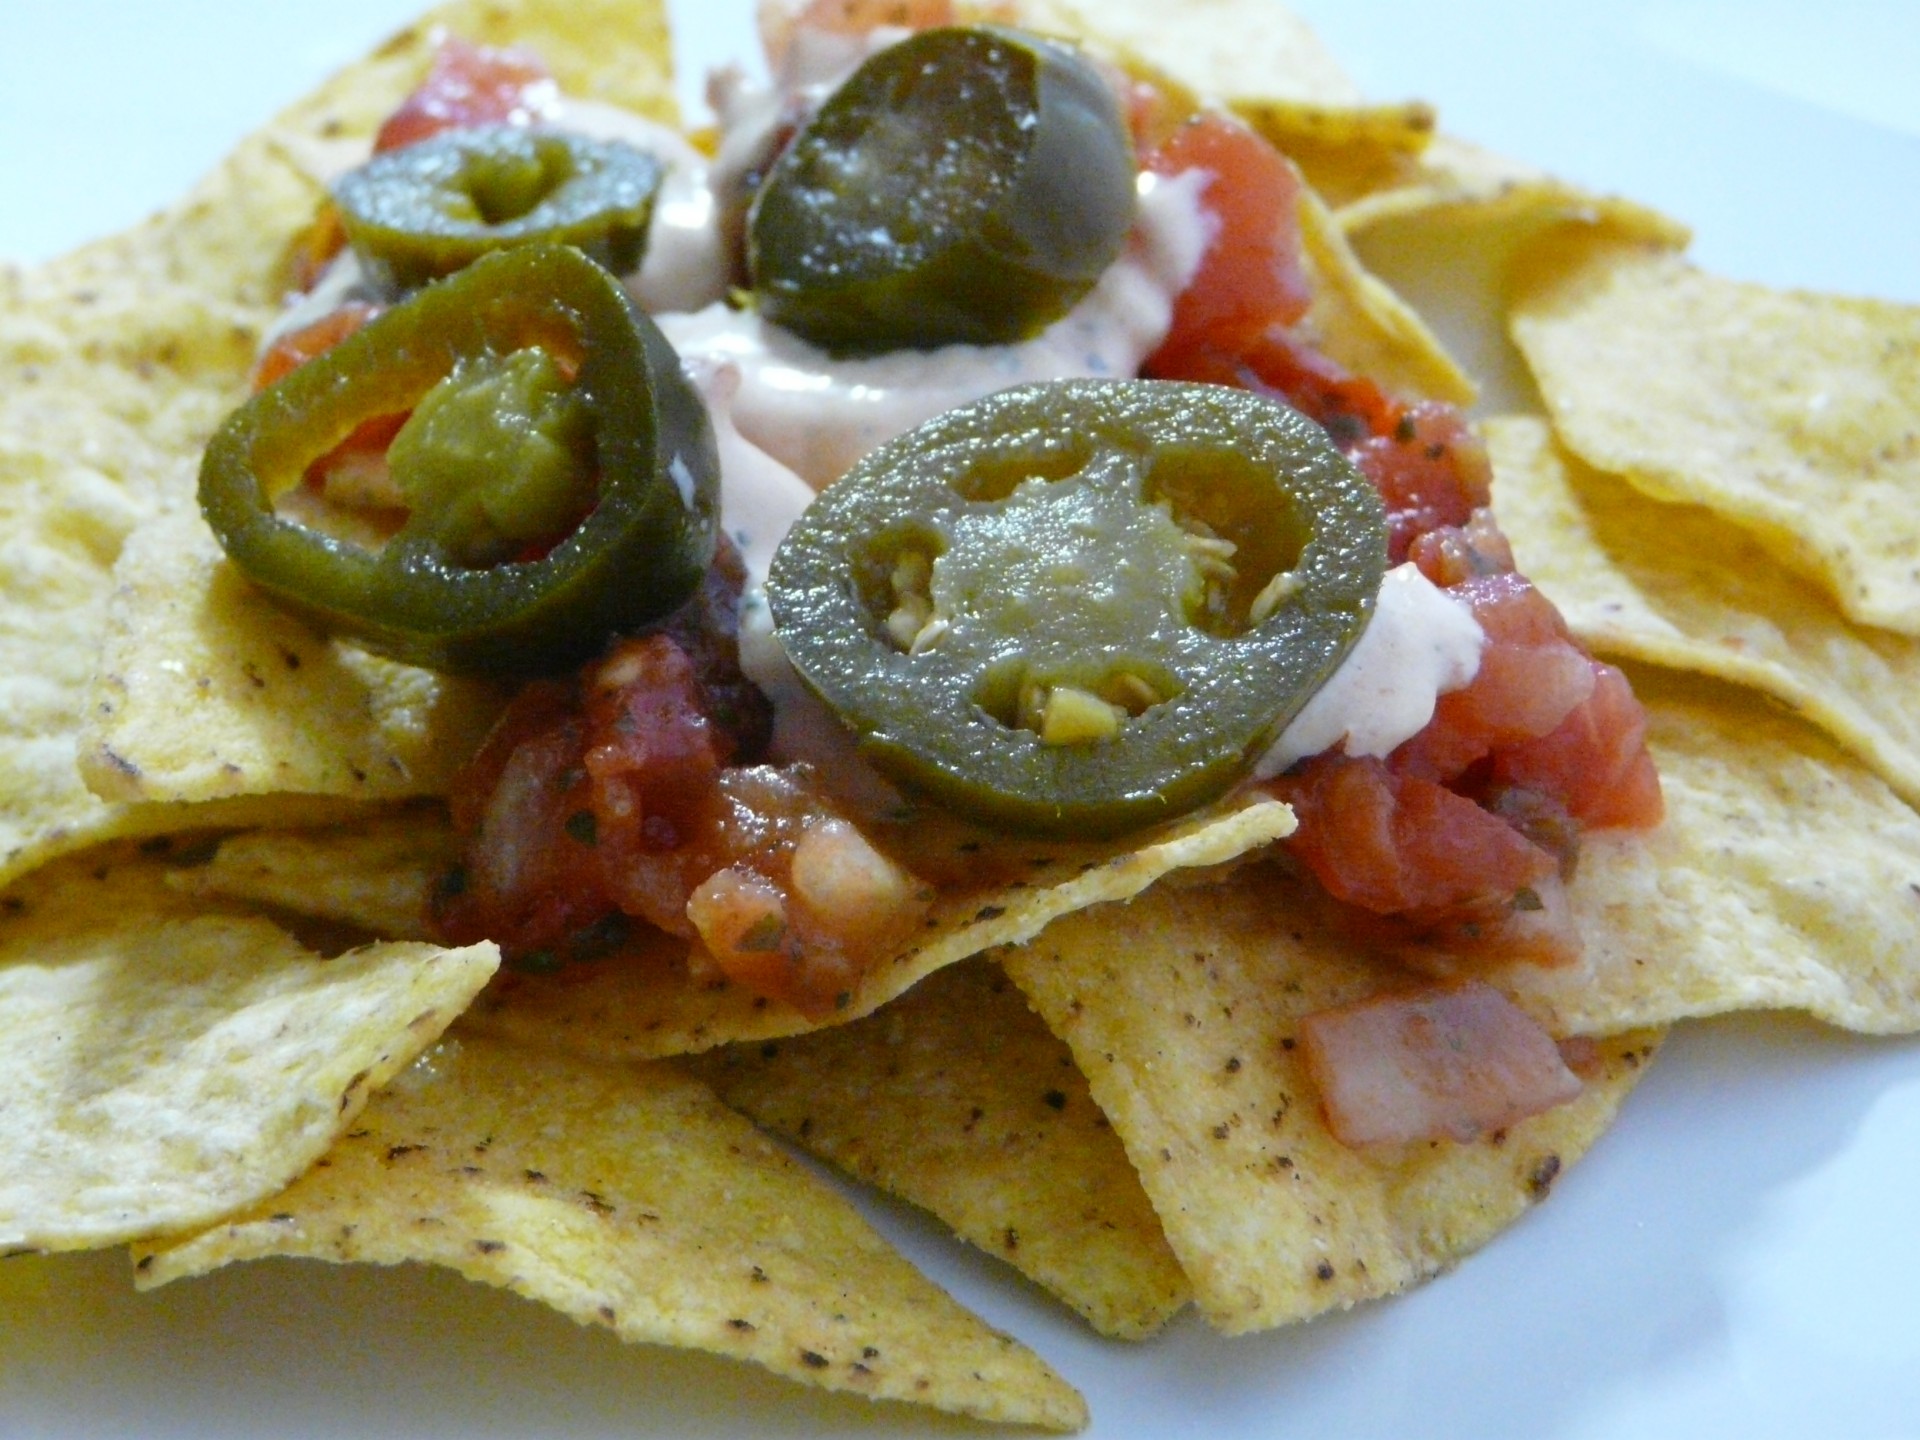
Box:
[374,36,558,154]
[251,302,380,392]
[1140,115,1313,369]
[1493,662,1664,830]
[1405,574,1598,774]
[1407,506,1514,587]
[1275,755,1558,917]
[435,679,617,961]
[1349,402,1492,565]
[1299,979,1584,1147]
[582,633,734,932]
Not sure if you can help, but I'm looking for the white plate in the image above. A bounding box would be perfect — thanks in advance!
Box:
[4,3,1920,1436]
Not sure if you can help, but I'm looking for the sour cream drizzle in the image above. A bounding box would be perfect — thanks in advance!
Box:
[657,167,1214,490]
[1258,564,1484,777]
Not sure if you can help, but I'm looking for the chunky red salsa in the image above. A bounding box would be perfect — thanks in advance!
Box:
[1139,113,1660,973]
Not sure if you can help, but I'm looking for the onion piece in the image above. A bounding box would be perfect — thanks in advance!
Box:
[1299,979,1583,1148]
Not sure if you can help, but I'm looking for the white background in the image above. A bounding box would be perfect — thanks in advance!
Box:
[4,2,1920,1437]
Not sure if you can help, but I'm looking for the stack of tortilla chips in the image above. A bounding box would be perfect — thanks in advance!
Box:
[3,0,1916,1428]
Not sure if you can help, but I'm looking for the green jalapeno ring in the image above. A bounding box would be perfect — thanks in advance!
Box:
[767,379,1388,837]
[199,243,718,676]
[334,125,664,292]
[747,25,1137,356]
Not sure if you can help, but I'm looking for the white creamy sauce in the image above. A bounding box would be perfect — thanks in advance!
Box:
[657,168,1214,490]
[687,357,905,811]
[1256,563,1485,777]
[540,97,730,314]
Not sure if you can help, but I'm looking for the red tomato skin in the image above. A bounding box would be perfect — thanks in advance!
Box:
[1140,115,1313,370]
[374,37,557,154]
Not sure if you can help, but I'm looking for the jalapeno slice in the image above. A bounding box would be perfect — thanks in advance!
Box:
[768,380,1387,836]
[334,124,663,291]
[747,25,1136,355]
[200,243,718,676]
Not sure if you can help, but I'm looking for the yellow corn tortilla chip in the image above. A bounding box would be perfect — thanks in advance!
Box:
[0,844,496,1254]
[0,272,284,884]
[1510,225,1920,633]
[1296,186,1476,408]
[134,1032,1088,1432]
[165,805,454,940]
[689,956,1191,1340]
[1488,414,1920,812]
[80,513,505,805]
[463,797,1298,1057]
[1334,169,1688,415]
[1491,668,1920,1037]
[1008,0,1435,201]
[995,870,1659,1334]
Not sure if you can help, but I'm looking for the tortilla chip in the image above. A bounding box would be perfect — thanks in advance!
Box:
[1329,168,1688,414]
[995,870,1659,1334]
[0,277,259,884]
[1491,669,1920,1037]
[689,957,1191,1340]
[80,513,505,805]
[1297,187,1476,407]
[464,797,1298,1058]
[1008,0,1435,202]
[1488,415,1920,812]
[134,1032,1088,1432]
[0,845,497,1255]
[166,806,455,940]
[1509,225,1920,633]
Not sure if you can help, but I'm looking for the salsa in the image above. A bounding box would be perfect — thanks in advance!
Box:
[233,17,1661,1123]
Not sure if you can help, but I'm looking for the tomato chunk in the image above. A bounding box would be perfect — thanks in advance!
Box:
[432,552,928,1017]
[374,37,558,154]
[1141,115,1312,369]
[1275,755,1558,917]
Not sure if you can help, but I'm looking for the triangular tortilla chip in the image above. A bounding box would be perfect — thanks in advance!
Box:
[995,869,1659,1333]
[1492,669,1920,1037]
[81,513,505,805]
[689,956,1191,1339]
[1510,225,1920,633]
[1488,414,1920,812]
[0,845,496,1254]
[164,805,455,939]
[134,1032,1088,1431]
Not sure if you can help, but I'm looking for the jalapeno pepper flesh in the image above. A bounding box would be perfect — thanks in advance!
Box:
[199,243,718,676]
[334,124,663,291]
[747,25,1137,355]
[767,379,1388,836]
